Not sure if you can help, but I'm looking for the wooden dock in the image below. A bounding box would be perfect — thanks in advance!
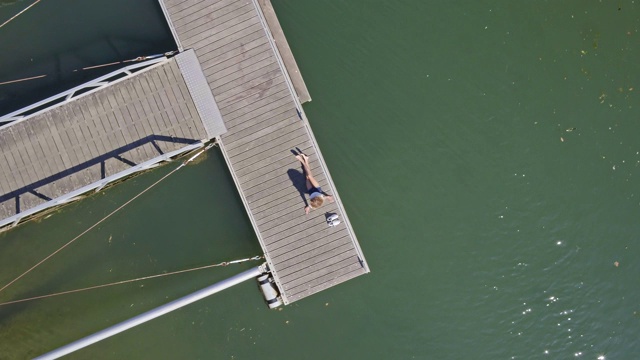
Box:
[160,0,369,304]
[0,0,368,305]
[256,0,311,104]
[0,50,226,228]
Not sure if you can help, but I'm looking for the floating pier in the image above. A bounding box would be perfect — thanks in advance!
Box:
[160,0,369,304]
[0,0,368,305]
[0,51,226,228]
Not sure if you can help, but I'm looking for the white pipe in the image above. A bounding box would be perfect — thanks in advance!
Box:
[35,266,263,360]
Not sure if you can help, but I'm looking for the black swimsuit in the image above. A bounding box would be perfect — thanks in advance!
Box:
[307,186,322,199]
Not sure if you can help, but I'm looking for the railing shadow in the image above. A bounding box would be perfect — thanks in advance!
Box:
[0,134,198,214]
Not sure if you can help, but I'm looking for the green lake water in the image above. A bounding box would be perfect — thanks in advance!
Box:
[1,0,639,359]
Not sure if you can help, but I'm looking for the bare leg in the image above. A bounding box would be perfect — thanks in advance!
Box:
[296,154,320,189]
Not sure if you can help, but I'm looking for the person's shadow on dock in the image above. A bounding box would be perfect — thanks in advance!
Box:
[287,167,308,209]
[287,149,309,208]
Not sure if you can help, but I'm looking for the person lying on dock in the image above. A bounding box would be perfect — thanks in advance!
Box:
[295,153,334,214]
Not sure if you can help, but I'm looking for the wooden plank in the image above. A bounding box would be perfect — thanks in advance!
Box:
[4,0,367,301]
[57,126,80,168]
[106,91,125,132]
[164,63,189,121]
[0,130,13,152]
[240,153,325,196]
[234,143,314,182]
[135,83,160,135]
[164,0,203,13]
[258,203,336,241]
[14,167,30,192]
[15,161,34,193]
[168,0,235,25]
[94,91,112,115]
[219,89,290,131]
[224,113,299,153]
[3,150,22,191]
[261,205,339,246]
[50,126,72,170]
[127,83,146,119]
[222,91,292,130]
[216,67,283,106]
[181,12,260,51]
[171,0,241,29]
[219,87,290,124]
[203,42,273,81]
[150,92,169,132]
[209,55,277,93]
[234,151,311,192]
[253,188,320,226]
[158,89,182,136]
[178,2,252,40]
[271,233,350,264]
[79,101,105,159]
[239,152,318,190]
[243,160,330,200]
[197,28,266,66]
[228,125,305,164]
[16,125,39,183]
[128,101,149,137]
[223,106,295,147]
[95,96,114,136]
[281,257,363,291]
[287,266,365,302]
[269,226,353,264]
[161,81,185,123]
[40,120,66,176]
[85,95,101,120]
[263,210,338,249]
[244,172,326,212]
[200,36,269,71]
[245,175,327,215]
[226,120,301,162]
[0,151,18,191]
[251,189,315,223]
[193,22,264,60]
[256,0,311,103]
[9,149,30,189]
[0,168,12,195]
[0,58,215,223]
[278,245,358,279]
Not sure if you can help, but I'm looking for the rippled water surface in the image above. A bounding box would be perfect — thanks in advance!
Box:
[1,0,639,359]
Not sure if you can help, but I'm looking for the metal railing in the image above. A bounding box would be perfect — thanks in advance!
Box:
[0,57,168,127]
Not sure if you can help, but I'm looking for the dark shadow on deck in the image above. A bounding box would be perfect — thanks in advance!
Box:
[0,134,198,215]
[287,167,308,208]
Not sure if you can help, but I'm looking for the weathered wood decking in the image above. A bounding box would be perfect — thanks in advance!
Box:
[0,51,225,228]
[256,0,311,104]
[161,0,369,304]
